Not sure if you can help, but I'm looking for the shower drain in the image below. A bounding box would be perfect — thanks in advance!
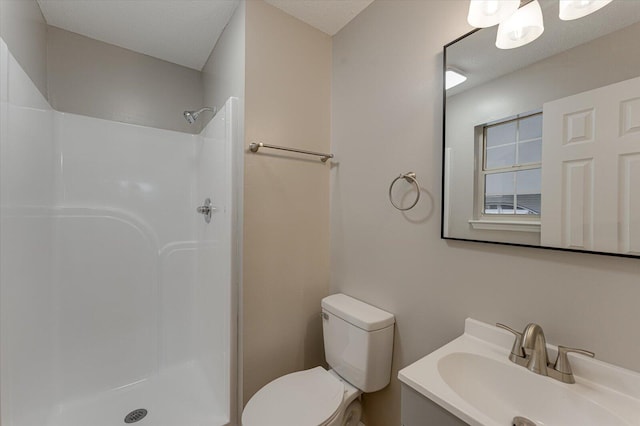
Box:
[124,408,148,423]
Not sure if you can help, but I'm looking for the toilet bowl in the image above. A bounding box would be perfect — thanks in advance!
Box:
[242,367,361,426]
[242,294,395,426]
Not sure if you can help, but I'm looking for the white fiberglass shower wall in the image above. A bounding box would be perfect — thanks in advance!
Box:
[0,37,240,426]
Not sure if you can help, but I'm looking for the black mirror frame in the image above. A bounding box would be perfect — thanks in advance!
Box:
[440,29,638,260]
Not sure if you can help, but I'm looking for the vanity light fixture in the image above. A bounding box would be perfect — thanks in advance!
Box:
[468,0,613,50]
[467,0,520,28]
[559,0,613,20]
[496,0,544,49]
[445,68,467,90]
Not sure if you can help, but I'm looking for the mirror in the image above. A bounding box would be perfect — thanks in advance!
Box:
[443,0,640,257]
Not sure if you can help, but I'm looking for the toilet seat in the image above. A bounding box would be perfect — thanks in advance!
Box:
[242,366,345,426]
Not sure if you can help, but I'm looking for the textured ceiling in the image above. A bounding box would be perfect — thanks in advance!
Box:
[264,0,374,35]
[37,0,239,70]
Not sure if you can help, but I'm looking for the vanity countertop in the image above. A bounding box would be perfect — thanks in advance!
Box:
[398,318,640,426]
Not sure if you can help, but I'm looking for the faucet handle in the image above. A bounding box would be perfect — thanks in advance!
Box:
[554,346,595,375]
[496,323,525,359]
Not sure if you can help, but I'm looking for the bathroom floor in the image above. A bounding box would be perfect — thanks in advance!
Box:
[48,362,227,426]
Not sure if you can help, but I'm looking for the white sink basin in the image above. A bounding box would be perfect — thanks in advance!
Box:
[398,319,640,426]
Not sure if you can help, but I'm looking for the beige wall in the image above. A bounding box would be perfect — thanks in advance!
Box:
[0,0,48,98]
[243,0,331,405]
[331,1,640,425]
[47,26,203,134]
[203,1,245,117]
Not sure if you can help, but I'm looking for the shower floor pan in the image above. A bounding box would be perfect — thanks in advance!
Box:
[48,362,227,426]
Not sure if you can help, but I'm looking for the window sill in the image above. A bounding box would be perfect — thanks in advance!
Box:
[468,219,541,233]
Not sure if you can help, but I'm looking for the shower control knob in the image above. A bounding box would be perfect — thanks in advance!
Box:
[197,198,216,223]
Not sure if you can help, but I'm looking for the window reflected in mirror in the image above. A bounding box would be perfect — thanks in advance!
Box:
[480,112,542,218]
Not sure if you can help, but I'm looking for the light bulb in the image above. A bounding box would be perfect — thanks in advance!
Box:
[496,0,544,49]
[483,1,500,15]
[559,0,613,20]
[467,0,520,28]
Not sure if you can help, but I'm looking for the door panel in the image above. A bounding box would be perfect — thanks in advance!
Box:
[542,76,640,254]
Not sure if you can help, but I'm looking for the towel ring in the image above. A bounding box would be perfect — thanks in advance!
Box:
[389,172,420,211]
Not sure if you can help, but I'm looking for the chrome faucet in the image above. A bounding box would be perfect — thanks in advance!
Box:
[497,322,594,384]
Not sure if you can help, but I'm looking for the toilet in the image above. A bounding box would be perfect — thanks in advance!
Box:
[242,293,395,426]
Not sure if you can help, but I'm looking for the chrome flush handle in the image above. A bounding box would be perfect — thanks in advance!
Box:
[196,198,217,223]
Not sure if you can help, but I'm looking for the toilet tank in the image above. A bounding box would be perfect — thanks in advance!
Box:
[321,294,395,393]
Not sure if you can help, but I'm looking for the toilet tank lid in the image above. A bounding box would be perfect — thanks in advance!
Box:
[322,294,395,331]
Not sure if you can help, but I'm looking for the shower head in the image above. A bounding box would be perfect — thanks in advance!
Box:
[183,107,215,124]
[183,110,197,124]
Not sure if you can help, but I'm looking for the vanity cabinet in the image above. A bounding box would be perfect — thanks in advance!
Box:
[401,385,466,426]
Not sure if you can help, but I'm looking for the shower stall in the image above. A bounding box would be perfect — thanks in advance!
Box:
[0,33,241,426]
